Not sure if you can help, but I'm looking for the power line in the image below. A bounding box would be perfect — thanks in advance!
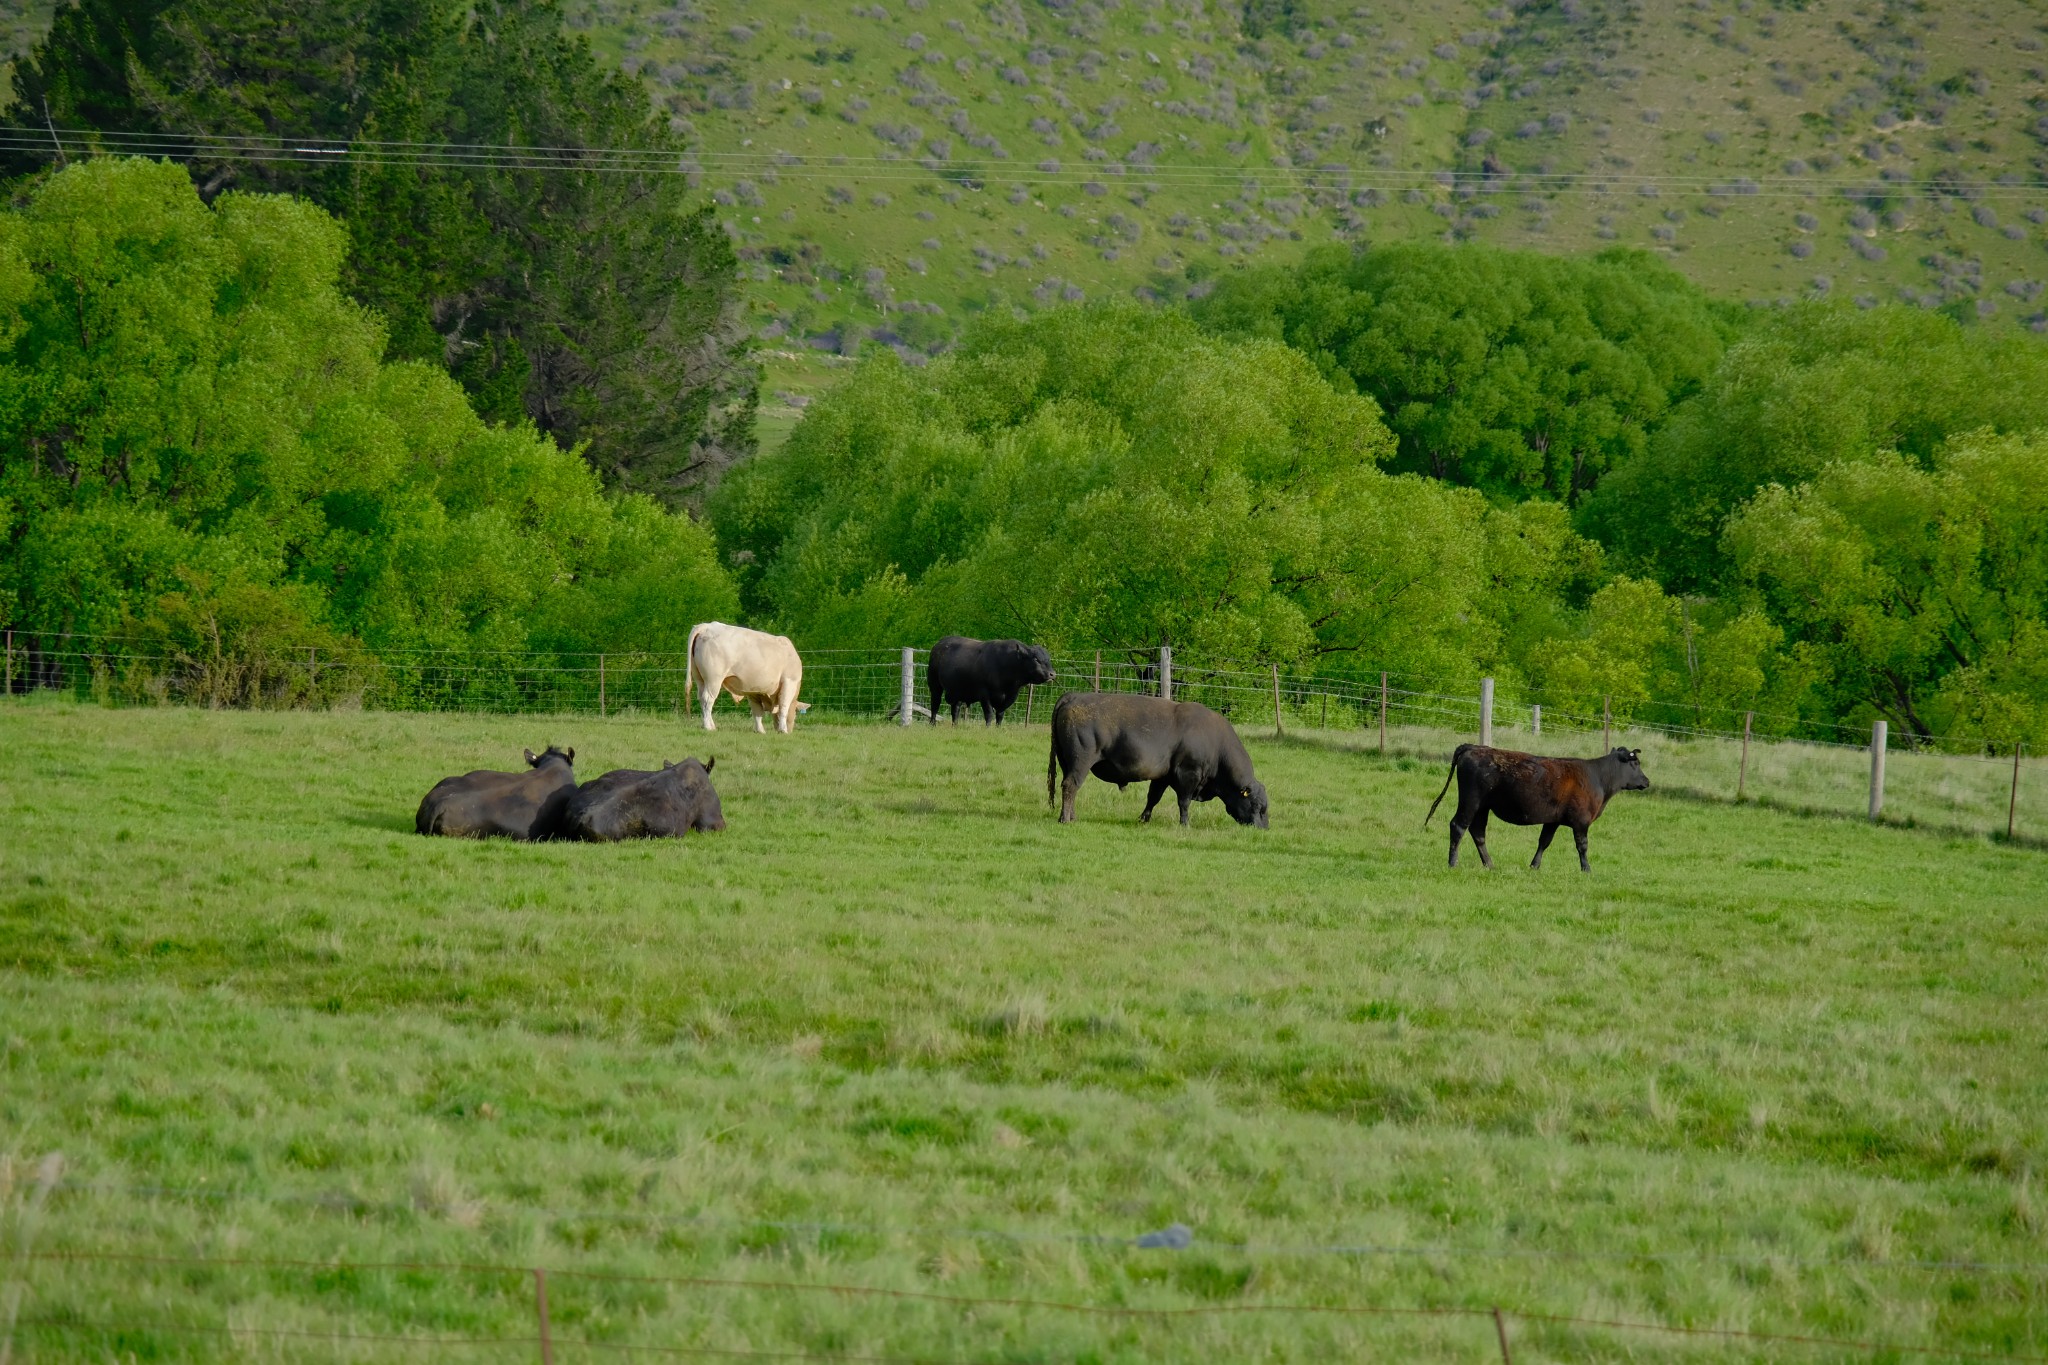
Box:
[5,126,2046,203]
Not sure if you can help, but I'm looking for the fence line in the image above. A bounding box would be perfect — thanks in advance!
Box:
[7,636,2043,841]
[11,1246,2046,1363]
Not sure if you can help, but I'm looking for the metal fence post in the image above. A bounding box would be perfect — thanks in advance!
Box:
[1271,664,1283,737]
[1479,676,1494,747]
[1378,672,1388,755]
[1321,690,1328,730]
[1869,719,1888,819]
[900,647,914,727]
[1531,703,1541,737]
[1493,1306,1513,1364]
[4,629,11,698]
[598,654,607,718]
[1026,684,1035,724]
[1159,645,1171,701]
[1093,648,1101,691]
[1603,695,1612,750]
[2009,742,2023,841]
[534,1267,555,1365]
[307,646,318,701]
[1738,710,1753,801]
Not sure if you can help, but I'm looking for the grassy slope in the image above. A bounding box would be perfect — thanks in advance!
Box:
[2,701,2044,1360]
[551,0,2048,413]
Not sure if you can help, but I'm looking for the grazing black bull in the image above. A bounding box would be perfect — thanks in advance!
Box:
[1048,692,1269,827]
[415,746,577,840]
[563,758,725,841]
[1424,744,1649,871]
[929,635,1055,725]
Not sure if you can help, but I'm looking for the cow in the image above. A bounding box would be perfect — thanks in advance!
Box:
[1048,691,1269,828]
[563,758,726,841]
[415,746,577,840]
[1424,744,1649,871]
[685,621,804,733]
[928,635,1055,726]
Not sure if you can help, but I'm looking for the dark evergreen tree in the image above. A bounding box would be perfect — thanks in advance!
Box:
[5,0,755,506]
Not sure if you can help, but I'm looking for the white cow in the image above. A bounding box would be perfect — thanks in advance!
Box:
[685,622,805,733]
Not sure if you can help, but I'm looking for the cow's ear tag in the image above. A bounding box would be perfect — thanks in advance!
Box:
[524,748,538,764]
[1241,788,1250,797]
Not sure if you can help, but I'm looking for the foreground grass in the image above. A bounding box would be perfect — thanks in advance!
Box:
[1,701,2044,1361]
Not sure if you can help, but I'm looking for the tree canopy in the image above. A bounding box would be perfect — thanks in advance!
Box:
[1581,304,2048,592]
[713,303,1601,680]
[5,0,755,505]
[0,158,735,700]
[1189,242,1733,503]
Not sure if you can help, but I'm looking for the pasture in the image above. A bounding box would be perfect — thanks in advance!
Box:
[1,701,2044,1362]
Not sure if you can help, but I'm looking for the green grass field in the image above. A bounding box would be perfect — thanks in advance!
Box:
[2,700,2045,1361]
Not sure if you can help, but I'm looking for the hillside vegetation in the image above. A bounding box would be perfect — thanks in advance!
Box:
[543,0,2048,404]
[2,703,2045,1360]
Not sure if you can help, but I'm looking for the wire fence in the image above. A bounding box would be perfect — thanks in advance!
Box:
[7,1244,2044,1364]
[5,632,2042,843]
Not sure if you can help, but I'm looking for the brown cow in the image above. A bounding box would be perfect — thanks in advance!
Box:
[1424,743,1648,871]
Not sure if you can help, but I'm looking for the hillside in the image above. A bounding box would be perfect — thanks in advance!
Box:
[553,0,2048,420]
[8,0,2048,428]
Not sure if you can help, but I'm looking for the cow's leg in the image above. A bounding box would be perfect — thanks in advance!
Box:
[747,696,768,735]
[1574,825,1592,872]
[1532,823,1559,870]
[980,699,994,726]
[698,675,719,732]
[777,678,800,733]
[1470,810,1493,870]
[1176,785,1193,826]
[1447,820,1465,868]
[1139,778,1169,823]
[1059,762,1087,823]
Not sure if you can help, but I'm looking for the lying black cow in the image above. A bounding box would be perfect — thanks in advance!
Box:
[929,635,1055,725]
[563,758,726,841]
[416,746,576,840]
[1048,692,1269,827]
[1424,743,1648,871]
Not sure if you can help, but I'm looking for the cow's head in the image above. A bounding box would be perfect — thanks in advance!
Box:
[1224,777,1270,829]
[1608,747,1649,792]
[1013,641,1056,684]
[524,745,575,769]
[664,757,726,832]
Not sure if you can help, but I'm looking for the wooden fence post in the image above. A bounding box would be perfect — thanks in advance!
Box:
[2009,742,2023,841]
[1378,672,1388,755]
[900,647,915,727]
[1603,695,1612,751]
[307,646,318,701]
[598,654,607,718]
[1531,704,1541,737]
[1159,645,1171,702]
[535,1267,555,1365]
[1869,719,1888,820]
[4,629,11,698]
[1271,663,1283,737]
[1479,676,1494,747]
[1093,648,1101,692]
[1321,690,1328,730]
[1738,711,1753,801]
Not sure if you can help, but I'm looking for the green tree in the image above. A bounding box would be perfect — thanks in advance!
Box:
[1725,430,2048,749]
[0,158,736,699]
[714,303,1599,681]
[1582,303,2048,592]
[1191,242,1732,502]
[5,0,755,506]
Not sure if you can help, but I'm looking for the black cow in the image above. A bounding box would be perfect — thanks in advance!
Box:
[1424,744,1649,871]
[929,635,1055,725]
[1048,691,1269,827]
[416,746,577,840]
[563,758,725,842]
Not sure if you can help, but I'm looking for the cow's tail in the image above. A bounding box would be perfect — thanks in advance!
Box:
[684,622,710,708]
[1423,745,1469,829]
